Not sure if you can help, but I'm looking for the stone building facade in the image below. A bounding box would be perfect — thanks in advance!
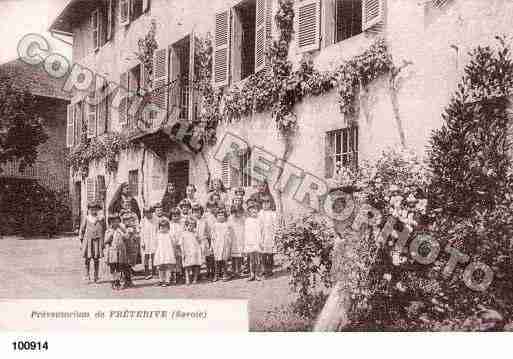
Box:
[49,0,513,219]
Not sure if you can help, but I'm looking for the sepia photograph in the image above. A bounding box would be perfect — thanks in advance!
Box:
[1,0,513,341]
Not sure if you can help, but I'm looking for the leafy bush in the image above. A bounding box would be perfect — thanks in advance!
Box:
[276,214,337,319]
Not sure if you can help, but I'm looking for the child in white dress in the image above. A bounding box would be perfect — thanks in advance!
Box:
[140,207,157,280]
[153,218,176,287]
[229,201,245,278]
[203,199,218,281]
[180,217,202,284]
[192,204,210,280]
[169,207,183,284]
[259,195,279,278]
[244,200,263,281]
[210,207,234,281]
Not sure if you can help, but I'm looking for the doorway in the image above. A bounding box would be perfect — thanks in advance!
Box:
[168,160,189,202]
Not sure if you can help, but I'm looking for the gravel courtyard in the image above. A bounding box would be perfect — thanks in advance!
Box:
[0,235,297,330]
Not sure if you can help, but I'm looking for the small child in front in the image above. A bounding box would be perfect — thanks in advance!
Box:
[180,217,202,284]
[229,200,245,278]
[140,207,156,280]
[260,195,279,278]
[169,207,184,284]
[153,218,176,287]
[203,199,218,280]
[244,200,263,281]
[192,204,211,281]
[210,207,234,281]
[79,202,105,284]
[104,212,127,290]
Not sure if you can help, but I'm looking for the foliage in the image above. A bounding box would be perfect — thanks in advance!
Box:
[67,132,131,176]
[136,19,158,90]
[0,74,48,172]
[276,214,337,319]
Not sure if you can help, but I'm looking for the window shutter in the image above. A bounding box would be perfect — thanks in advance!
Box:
[96,175,106,203]
[66,104,74,148]
[188,32,197,122]
[255,0,267,73]
[87,91,97,138]
[222,157,232,189]
[143,0,150,12]
[152,48,169,113]
[295,0,321,53]
[76,102,83,141]
[86,178,96,203]
[106,0,113,41]
[322,0,336,48]
[432,0,451,8]
[119,72,129,126]
[325,132,334,178]
[362,0,384,31]
[120,0,130,26]
[91,9,100,50]
[213,9,230,87]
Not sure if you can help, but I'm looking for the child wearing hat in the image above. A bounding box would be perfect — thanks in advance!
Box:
[140,207,157,280]
[79,201,105,284]
[244,200,263,281]
[104,213,128,290]
[180,217,202,284]
[210,207,234,281]
[153,218,176,286]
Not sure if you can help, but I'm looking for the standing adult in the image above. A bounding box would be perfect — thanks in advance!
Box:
[207,178,228,208]
[249,180,276,211]
[109,182,141,222]
[161,182,180,216]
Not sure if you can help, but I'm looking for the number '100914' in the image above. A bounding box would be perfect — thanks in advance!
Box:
[12,341,48,351]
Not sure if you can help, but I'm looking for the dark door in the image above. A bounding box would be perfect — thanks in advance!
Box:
[168,160,189,202]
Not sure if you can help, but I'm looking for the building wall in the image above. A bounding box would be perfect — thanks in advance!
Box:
[69,0,513,215]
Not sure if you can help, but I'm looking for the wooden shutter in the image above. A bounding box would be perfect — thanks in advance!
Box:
[106,0,113,41]
[119,72,129,126]
[86,178,96,203]
[255,0,267,73]
[129,170,139,196]
[325,132,335,178]
[91,9,100,50]
[322,0,336,48]
[188,32,197,122]
[296,0,321,53]
[76,102,83,141]
[120,0,130,26]
[96,175,106,203]
[66,104,74,148]
[213,9,230,87]
[143,0,150,12]
[87,90,97,138]
[221,157,232,189]
[152,48,169,113]
[362,0,384,31]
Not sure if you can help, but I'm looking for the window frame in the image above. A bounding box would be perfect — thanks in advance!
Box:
[91,8,100,52]
[325,127,359,179]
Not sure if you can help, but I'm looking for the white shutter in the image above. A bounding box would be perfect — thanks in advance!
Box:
[143,0,150,12]
[255,0,267,73]
[106,0,113,41]
[222,157,232,189]
[120,0,130,26]
[433,0,451,8]
[86,99,97,138]
[362,0,384,31]
[213,9,231,87]
[66,104,74,148]
[119,72,129,126]
[322,0,336,48]
[188,32,197,122]
[295,0,321,53]
[152,48,169,113]
[91,9,100,50]
[86,178,96,203]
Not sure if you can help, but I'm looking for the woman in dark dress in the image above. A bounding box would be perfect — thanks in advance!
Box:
[161,182,180,216]
[249,179,276,211]
[108,182,141,222]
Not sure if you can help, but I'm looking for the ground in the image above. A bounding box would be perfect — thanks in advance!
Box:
[0,235,310,331]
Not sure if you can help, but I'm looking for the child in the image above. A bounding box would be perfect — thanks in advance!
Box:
[104,213,128,290]
[153,218,176,287]
[203,199,218,280]
[229,201,245,278]
[179,199,193,220]
[169,207,184,284]
[79,202,105,284]
[140,207,156,280]
[210,207,234,281]
[185,184,200,208]
[180,217,202,284]
[192,204,212,281]
[260,195,279,278]
[244,200,263,281]
[120,198,140,288]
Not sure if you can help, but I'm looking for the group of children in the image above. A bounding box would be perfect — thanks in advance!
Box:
[80,183,280,291]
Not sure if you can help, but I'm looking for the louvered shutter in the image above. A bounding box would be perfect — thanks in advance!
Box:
[119,72,129,126]
[296,0,321,53]
[213,9,230,87]
[106,0,113,41]
[66,104,74,148]
[97,77,106,135]
[87,92,97,138]
[362,0,384,31]
[76,102,83,141]
[143,0,150,12]
[152,48,169,113]
[433,0,451,8]
[120,0,130,26]
[322,0,336,48]
[188,32,197,122]
[255,0,267,73]
[96,175,106,203]
[325,132,334,178]
[222,157,232,189]
[86,178,96,203]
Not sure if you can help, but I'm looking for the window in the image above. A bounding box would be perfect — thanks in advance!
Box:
[96,175,106,203]
[335,0,362,43]
[97,82,109,135]
[91,9,100,51]
[131,0,143,21]
[325,127,358,178]
[119,64,144,129]
[169,36,193,120]
[213,0,272,87]
[239,150,252,187]
[128,170,139,196]
[120,0,150,27]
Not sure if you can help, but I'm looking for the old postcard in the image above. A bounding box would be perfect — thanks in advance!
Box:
[1,0,513,348]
